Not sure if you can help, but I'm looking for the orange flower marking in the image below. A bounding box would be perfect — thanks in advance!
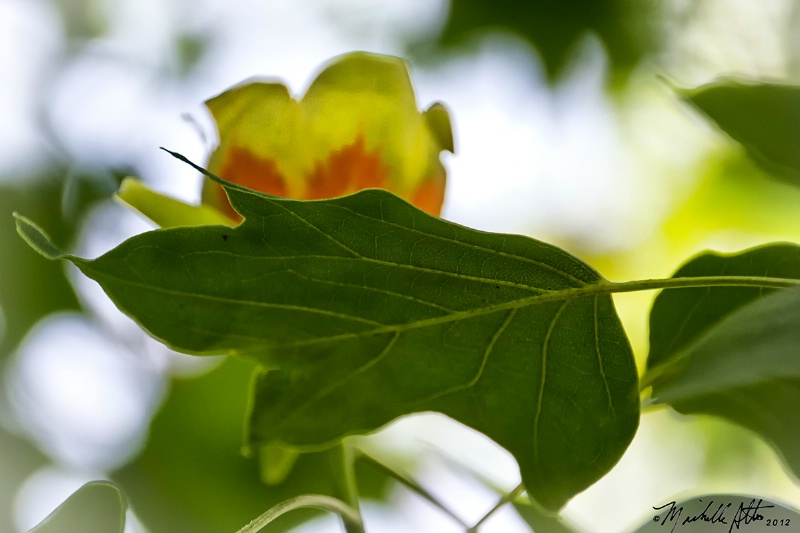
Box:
[216,148,288,220]
[306,136,389,200]
[411,177,446,217]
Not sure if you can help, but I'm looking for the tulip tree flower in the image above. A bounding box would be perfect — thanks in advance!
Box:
[117,52,454,229]
[203,51,454,220]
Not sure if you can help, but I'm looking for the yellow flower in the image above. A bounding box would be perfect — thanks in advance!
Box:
[201,51,454,220]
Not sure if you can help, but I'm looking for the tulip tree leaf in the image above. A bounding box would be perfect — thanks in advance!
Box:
[647,244,800,371]
[681,79,800,183]
[645,244,800,477]
[26,481,126,533]
[15,178,639,511]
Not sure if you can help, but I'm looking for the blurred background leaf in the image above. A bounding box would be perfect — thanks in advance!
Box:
[0,430,48,533]
[426,0,660,85]
[26,481,126,533]
[512,500,581,533]
[0,176,80,359]
[682,80,800,185]
[112,357,391,533]
[0,168,116,532]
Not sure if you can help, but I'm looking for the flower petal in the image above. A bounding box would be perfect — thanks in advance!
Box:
[118,178,235,228]
[203,52,454,217]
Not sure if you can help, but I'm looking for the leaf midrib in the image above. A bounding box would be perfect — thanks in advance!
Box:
[172,250,564,294]
[78,260,611,352]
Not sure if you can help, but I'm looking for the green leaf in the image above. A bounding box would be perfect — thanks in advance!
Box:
[631,494,800,533]
[647,244,800,371]
[682,79,800,183]
[645,244,800,477]
[651,284,800,402]
[17,180,639,511]
[26,481,126,533]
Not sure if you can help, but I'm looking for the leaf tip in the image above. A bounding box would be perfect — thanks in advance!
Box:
[160,146,228,188]
[13,213,68,261]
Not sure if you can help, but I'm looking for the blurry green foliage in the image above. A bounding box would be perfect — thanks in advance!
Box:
[0,168,117,533]
[436,0,659,83]
[49,0,107,40]
[0,168,119,359]
[0,177,80,359]
[174,32,212,76]
[0,429,49,533]
[113,358,390,533]
[682,80,800,185]
[26,481,126,533]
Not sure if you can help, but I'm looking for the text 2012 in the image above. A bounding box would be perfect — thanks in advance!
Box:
[766,518,791,526]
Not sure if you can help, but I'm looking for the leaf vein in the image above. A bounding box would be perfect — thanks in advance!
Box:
[277,332,402,423]
[533,300,571,469]
[406,308,520,406]
[260,195,590,287]
[87,271,384,327]
[594,295,616,417]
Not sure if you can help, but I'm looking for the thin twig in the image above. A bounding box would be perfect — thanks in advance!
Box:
[358,452,469,528]
[468,483,526,532]
[234,494,363,533]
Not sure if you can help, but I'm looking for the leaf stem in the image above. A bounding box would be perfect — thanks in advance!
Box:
[233,494,362,533]
[325,443,365,533]
[640,396,669,414]
[468,483,526,532]
[605,275,800,294]
[245,275,800,356]
[638,359,678,392]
